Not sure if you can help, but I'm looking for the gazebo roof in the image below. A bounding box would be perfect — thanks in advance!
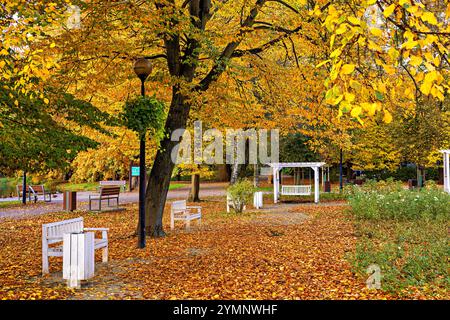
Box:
[268,162,326,169]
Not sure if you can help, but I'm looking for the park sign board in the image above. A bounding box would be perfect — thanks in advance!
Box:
[131,166,140,177]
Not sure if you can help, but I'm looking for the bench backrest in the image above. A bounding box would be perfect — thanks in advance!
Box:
[100,180,126,186]
[100,186,121,197]
[17,185,30,193]
[281,185,311,195]
[30,185,45,194]
[42,217,84,242]
[171,200,187,212]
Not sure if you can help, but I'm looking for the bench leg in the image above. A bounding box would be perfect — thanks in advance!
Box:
[42,242,49,274]
[89,199,91,211]
[102,231,108,262]
[197,209,202,227]
[42,256,49,274]
[186,219,191,231]
[102,246,108,263]
[170,213,174,230]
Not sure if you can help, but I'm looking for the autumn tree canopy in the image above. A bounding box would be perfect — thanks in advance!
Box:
[1,0,450,236]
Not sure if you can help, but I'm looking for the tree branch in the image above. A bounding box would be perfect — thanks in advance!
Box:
[232,1,330,58]
[156,0,182,76]
[197,0,268,91]
[268,0,300,14]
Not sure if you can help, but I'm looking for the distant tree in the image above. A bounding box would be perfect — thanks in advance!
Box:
[0,85,112,175]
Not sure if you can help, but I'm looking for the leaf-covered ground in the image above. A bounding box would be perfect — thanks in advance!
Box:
[0,198,447,300]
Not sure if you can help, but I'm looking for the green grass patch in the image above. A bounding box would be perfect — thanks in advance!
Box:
[279,191,347,202]
[57,182,100,192]
[58,181,185,192]
[347,179,450,295]
[256,186,273,192]
[350,219,449,294]
[0,200,22,209]
[168,183,186,190]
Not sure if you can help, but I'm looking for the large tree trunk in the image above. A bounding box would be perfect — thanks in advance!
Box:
[253,163,259,187]
[416,164,425,188]
[144,89,191,237]
[143,0,266,238]
[216,164,230,181]
[188,174,200,202]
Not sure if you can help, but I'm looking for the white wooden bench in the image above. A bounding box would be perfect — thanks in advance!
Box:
[170,200,202,231]
[281,185,311,196]
[99,180,126,191]
[42,217,109,274]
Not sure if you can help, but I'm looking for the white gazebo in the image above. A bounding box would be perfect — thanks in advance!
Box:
[269,162,326,204]
[441,150,450,193]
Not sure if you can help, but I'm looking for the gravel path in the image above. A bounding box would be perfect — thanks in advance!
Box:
[0,182,346,220]
[0,182,228,219]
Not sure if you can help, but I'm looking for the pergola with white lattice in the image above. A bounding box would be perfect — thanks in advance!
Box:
[268,162,326,204]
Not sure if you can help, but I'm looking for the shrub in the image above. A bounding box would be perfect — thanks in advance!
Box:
[347,179,450,221]
[0,177,19,198]
[227,179,256,213]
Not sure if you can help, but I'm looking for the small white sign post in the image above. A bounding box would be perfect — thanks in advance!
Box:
[442,150,450,194]
[253,192,263,209]
[63,232,95,289]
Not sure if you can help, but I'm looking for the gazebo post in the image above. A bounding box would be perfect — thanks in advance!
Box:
[321,167,324,187]
[273,166,278,203]
[313,167,319,203]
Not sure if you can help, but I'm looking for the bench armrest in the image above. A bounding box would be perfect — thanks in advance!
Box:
[46,236,63,240]
[84,228,109,231]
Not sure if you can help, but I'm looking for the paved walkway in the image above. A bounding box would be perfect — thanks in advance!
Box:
[0,182,228,219]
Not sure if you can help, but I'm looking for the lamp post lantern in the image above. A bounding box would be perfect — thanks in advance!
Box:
[134,58,152,249]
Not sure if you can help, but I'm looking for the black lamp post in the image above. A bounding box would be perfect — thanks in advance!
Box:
[133,58,152,249]
[22,171,27,204]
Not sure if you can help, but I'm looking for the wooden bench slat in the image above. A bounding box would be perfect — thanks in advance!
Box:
[281,185,312,196]
[88,186,121,211]
[99,180,126,185]
[18,184,51,202]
